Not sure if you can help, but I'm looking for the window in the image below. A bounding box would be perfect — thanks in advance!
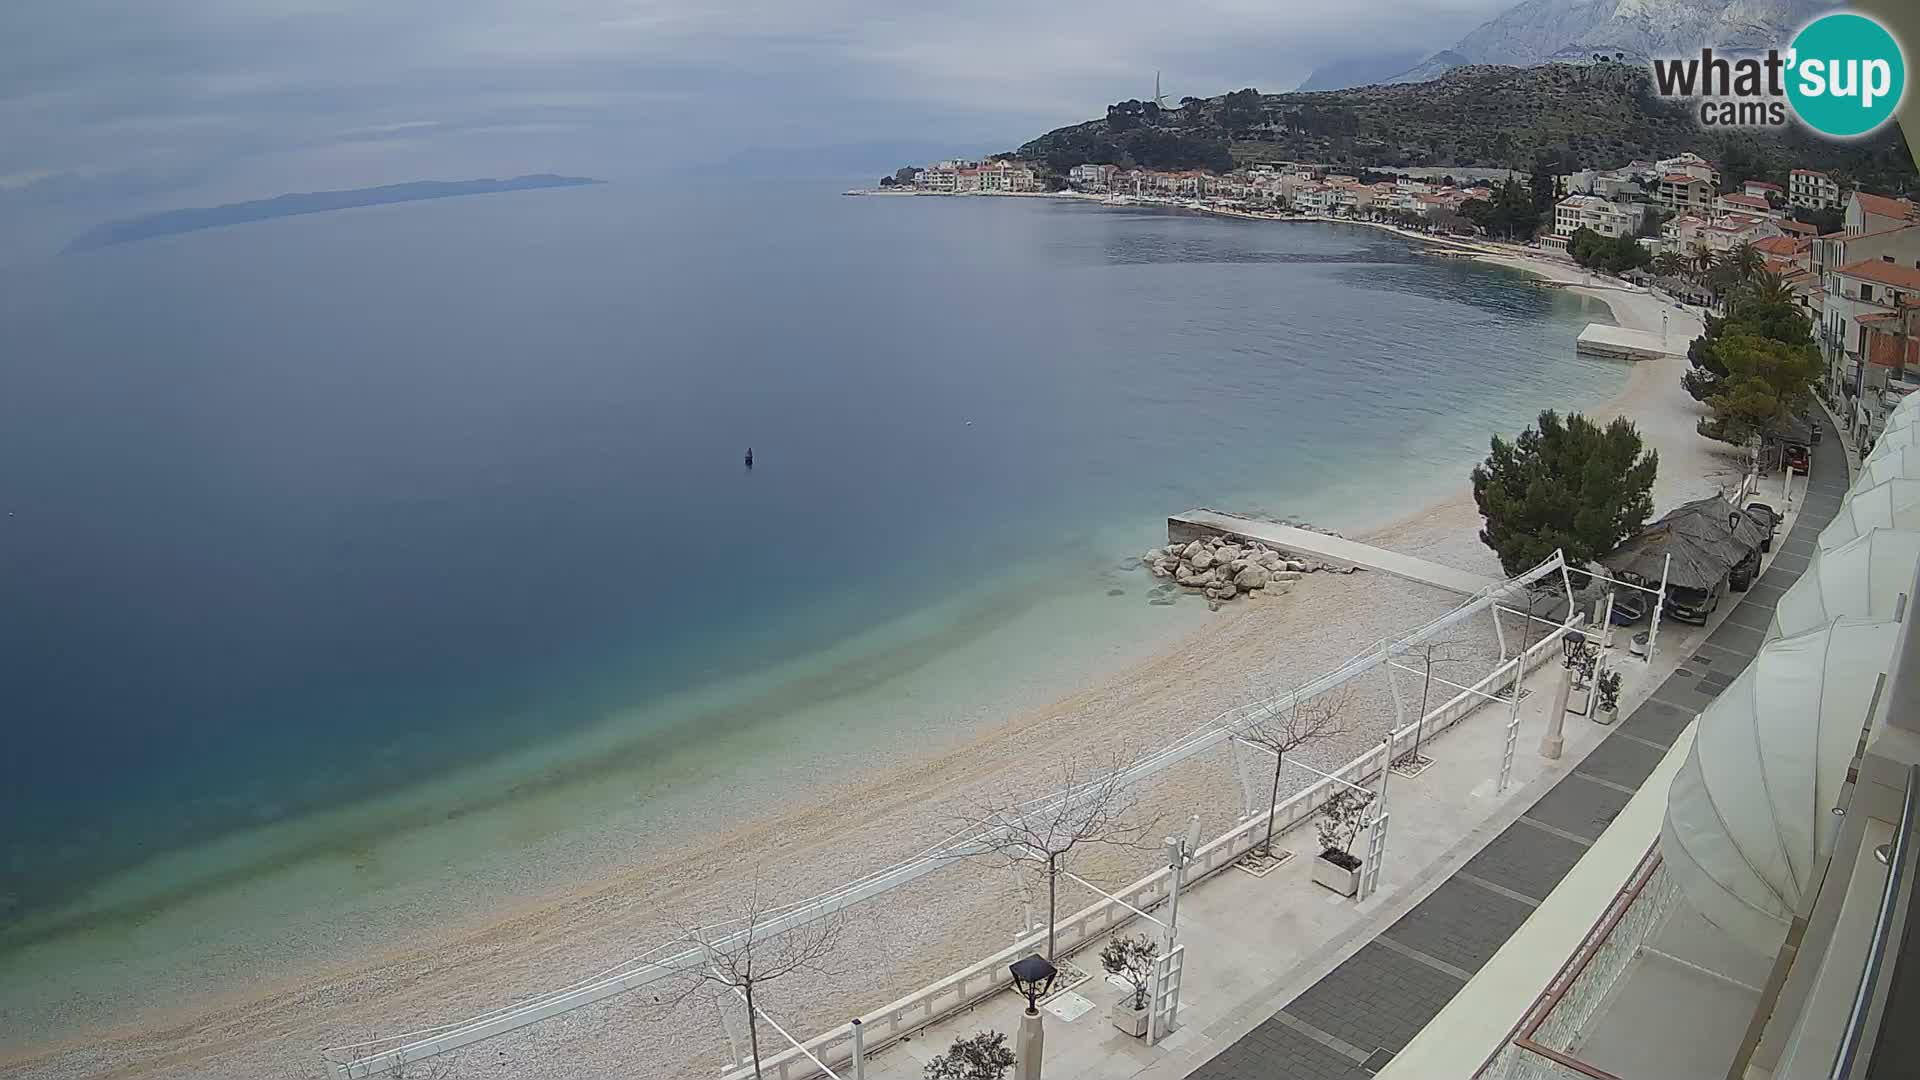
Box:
[1862,284,1875,302]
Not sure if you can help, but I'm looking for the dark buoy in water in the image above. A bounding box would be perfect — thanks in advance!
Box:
[744,447,754,469]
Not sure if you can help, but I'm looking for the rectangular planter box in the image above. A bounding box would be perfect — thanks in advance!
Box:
[1111,999,1150,1037]
[1311,853,1362,897]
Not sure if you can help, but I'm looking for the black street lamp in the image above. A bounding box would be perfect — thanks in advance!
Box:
[1562,629,1589,665]
[1008,953,1058,1014]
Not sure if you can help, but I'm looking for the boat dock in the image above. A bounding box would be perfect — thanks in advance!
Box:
[1575,323,1681,362]
[1167,509,1500,596]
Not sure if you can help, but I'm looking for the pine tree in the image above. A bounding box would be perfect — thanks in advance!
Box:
[1471,411,1659,578]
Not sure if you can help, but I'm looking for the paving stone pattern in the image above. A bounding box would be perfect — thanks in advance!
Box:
[1185,414,1850,1078]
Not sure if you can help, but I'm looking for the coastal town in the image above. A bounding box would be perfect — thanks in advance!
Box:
[868,150,1919,456]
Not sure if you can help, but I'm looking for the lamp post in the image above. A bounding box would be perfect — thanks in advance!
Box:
[1009,954,1058,1080]
[1163,815,1204,952]
[1542,629,1587,760]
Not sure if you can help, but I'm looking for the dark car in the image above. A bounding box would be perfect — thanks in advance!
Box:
[1667,582,1724,625]
[1785,445,1810,474]
[1608,590,1650,626]
[1745,502,1780,552]
[1729,550,1760,592]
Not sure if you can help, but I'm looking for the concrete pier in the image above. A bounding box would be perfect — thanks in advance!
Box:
[1168,509,1499,596]
[1575,323,1679,362]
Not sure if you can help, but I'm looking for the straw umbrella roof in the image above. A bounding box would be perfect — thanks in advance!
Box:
[1603,495,1769,590]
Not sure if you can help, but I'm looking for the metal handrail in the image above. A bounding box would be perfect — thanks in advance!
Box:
[1830,763,1919,1080]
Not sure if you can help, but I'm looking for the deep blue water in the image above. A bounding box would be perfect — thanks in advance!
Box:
[0,182,1622,931]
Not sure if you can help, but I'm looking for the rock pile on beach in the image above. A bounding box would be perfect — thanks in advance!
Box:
[1141,536,1349,610]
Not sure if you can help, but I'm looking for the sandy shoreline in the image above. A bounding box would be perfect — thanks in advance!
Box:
[1,222,1743,1080]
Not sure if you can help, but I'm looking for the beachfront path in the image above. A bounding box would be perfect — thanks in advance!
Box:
[1179,410,1849,1080]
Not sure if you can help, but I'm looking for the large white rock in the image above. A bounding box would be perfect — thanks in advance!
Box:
[1182,540,1205,560]
[1236,566,1270,589]
[1190,547,1216,570]
[1271,570,1303,582]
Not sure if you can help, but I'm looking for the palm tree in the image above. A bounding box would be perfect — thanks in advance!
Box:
[1727,241,1765,281]
[1652,251,1685,278]
[1691,244,1717,278]
[1744,269,1795,307]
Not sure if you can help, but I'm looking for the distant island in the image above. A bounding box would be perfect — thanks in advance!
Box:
[65,174,604,251]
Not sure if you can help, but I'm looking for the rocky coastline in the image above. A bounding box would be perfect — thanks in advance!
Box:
[1142,534,1353,610]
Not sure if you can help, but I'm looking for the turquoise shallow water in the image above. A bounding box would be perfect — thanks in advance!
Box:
[0,183,1623,951]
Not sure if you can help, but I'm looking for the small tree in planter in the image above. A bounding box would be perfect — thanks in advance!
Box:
[925,1031,1016,1080]
[1099,934,1159,1037]
[1595,669,1623,724]
[1311,788,1376,897]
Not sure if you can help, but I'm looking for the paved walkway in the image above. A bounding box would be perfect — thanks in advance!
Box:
[1182,416,1851,1080]
[1168,510,1500,596]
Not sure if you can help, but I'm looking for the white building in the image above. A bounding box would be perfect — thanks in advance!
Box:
[1067,164,1116,192]
[1552,194,1647,241]
[1656,172,1717,213]
[1790,168,1841,210]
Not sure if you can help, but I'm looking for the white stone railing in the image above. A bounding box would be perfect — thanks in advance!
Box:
[722,623,1576,1080]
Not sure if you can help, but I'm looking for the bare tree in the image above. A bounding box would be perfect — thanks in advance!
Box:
[1235,687,1354,859]
[662,879,850,1080]
[955,751,1158,963]
[1396,639,1474,766]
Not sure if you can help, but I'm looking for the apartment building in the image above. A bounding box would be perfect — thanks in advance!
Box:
[1790,167,1842,209]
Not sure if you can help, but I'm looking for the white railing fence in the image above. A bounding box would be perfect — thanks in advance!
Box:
[720,618,1578,1080]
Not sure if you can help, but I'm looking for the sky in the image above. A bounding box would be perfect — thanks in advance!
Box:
[0,0,1518,247]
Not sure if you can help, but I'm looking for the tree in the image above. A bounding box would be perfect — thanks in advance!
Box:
[1725,241,1765,282]
[926,1031,1017,1080]
[1567,227,1651,274]
[668,883,849,1080]
[1099,934,1160,1012]
[958,753,1156,963]
[1684,285,1814,406]
[1700,328,1820,444]
[1652,250,1686,278]
[1235,688,1354,859]
[1470,410,1659,578]
[1315,788,1376,868]
[1396,639,1473,766]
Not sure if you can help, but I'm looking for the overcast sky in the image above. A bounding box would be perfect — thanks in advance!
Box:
[0,0,1514,239]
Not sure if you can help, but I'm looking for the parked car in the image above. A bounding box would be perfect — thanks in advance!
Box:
[1745,502,1780,552]
[1608,590,1650,626]
[1729,550,1760,592]
[1785,445,1810,474]
[1666,580,1726,625]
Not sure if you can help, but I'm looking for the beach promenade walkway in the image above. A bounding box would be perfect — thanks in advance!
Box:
[1168,510,1498,596]
[1176,411,1850,1080]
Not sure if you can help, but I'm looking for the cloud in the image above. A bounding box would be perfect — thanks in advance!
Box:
[0,0,1513,237]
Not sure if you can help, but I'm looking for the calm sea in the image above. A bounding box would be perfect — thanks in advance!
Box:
[0,181,1623,945]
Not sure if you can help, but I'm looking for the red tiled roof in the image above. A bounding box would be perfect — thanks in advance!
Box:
[1779,220,1817,235]
[1745,181,1784,192]
[1792,168,1829,177]
[1720,193,1771,210]
[1753,236,1807,256]
[1855,192,1917,220]
[1663,173,1708,184]
[1837,258,1920,290]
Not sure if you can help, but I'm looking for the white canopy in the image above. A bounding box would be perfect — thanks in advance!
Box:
[1822,478,1920,550]
[1768,529,1920,639]
[1662,618,1900,953]
[1864,423,1920,463]
[1855,445,1920,489]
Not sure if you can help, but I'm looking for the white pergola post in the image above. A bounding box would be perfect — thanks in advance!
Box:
[1647,553,1672,661]
[849,1018,865,1080]
[1499,653,1524,793]
[1361,737,1392,900]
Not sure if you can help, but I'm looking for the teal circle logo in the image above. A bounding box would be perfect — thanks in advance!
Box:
[1786,12,1906,138]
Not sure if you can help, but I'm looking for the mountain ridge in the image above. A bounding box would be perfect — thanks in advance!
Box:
[1012,63,1914,194]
